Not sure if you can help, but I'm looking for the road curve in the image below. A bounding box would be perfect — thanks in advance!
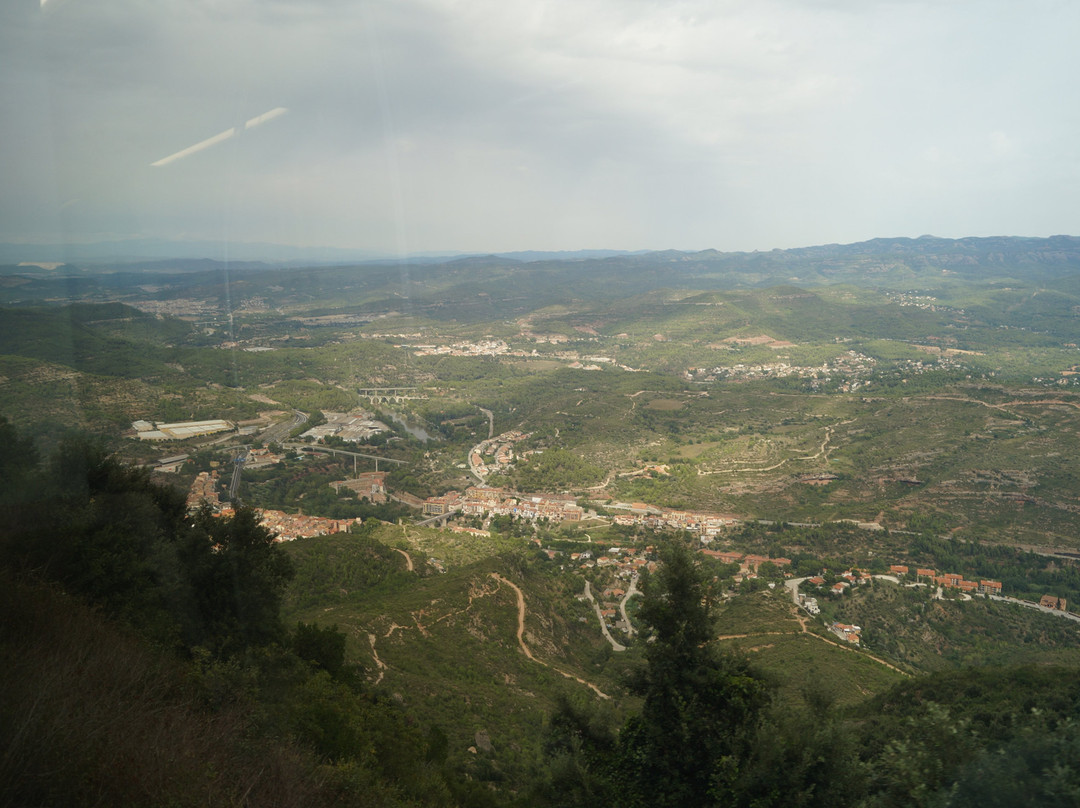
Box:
[583,581,626,652]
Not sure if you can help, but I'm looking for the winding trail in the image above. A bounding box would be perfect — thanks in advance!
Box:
[368,633,388,685]
[491,574,610,699]
[393,547,414,572]
[584,468,617,491]
[921,394,1080,414]
[697,420,848,476]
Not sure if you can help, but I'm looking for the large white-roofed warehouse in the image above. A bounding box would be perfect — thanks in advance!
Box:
[132,419,234,441]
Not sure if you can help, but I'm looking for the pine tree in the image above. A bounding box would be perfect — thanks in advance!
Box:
[619,543,768,808]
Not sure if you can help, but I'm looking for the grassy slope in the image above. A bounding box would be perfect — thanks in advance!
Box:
[282,529,635,785]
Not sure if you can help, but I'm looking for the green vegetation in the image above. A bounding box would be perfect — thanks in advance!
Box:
[0,422,498,807]
[5,239,1080,804]
[505,448,605,491]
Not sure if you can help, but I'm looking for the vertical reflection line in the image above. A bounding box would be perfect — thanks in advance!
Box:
[363,6,413,318]
[223,97,244,389]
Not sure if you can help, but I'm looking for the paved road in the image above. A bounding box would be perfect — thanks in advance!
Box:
[262,409,308,445]
[467,439,489,482]
[784,576,808,604]
[478,407,494,439]
[619,574,640,636]
[989,594,1080,623]
[228,446,249,502]
[582,581,626,652]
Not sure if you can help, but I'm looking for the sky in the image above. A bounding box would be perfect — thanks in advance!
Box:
[1,0,1078,257]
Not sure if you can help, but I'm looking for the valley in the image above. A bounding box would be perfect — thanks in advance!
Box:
[4,236,1080,804]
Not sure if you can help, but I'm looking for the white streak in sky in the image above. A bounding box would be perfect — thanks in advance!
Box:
[245,107,288,129]
[151,127,236,167]
[150,107,288,167]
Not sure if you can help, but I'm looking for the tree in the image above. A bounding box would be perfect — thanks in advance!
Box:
[293,621,347,679]
[183,505,295,653]
[618,544,769,808]
[532,693,619,807]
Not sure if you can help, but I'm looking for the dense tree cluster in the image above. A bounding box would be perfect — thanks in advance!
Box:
[531,543,1080,808]
[0,418,491,807]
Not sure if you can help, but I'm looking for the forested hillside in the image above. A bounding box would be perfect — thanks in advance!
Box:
[3,417,1080,806]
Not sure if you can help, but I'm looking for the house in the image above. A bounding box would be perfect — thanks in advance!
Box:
[744,554,771,571]
[830,622,861,644]
[423,491,462,515]
[330,471,388,503]
[1040,594,1068,611]
[889,564,909,575]
[978,580,1002,595]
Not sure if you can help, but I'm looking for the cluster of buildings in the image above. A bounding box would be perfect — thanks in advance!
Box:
[402,335,642,372]
[699,549,793,574]
[608,501,739,540]
[469,431,530,478]
[300,411,389,443]
[830,622,862,644]
[572,546,653,577]
[186,471,222,509]
[800,565,1004,600]
[411,339,511,357]
[683,350,878,387]
[256,510,359,542]
[244,445,285,469]
[424,486,585,523]
[888,565,1003,595]
[186,470,361,542]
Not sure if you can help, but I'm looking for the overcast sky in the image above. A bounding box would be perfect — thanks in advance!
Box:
[2,0,1078,256]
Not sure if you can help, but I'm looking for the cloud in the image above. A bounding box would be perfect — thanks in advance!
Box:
[2,0,1078,251]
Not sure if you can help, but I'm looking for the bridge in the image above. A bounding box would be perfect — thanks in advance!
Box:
[284,442,409,472]
[357,387,428,405]
[412,507,461,527]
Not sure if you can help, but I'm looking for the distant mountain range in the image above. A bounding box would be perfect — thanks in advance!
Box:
[1,235,1076,274]
[0,238,649,267]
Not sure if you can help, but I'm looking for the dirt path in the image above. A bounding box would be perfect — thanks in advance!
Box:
[697,420,846,476]
[712,626,909,676]
[490,574,610,699]
[368,633,388,685]
[393,547,414,571]
[584,468,617,491]
[800,631,910,675]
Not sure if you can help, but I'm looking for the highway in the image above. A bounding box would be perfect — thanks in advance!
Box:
[228,446,249,502]
[261,409,308,445]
